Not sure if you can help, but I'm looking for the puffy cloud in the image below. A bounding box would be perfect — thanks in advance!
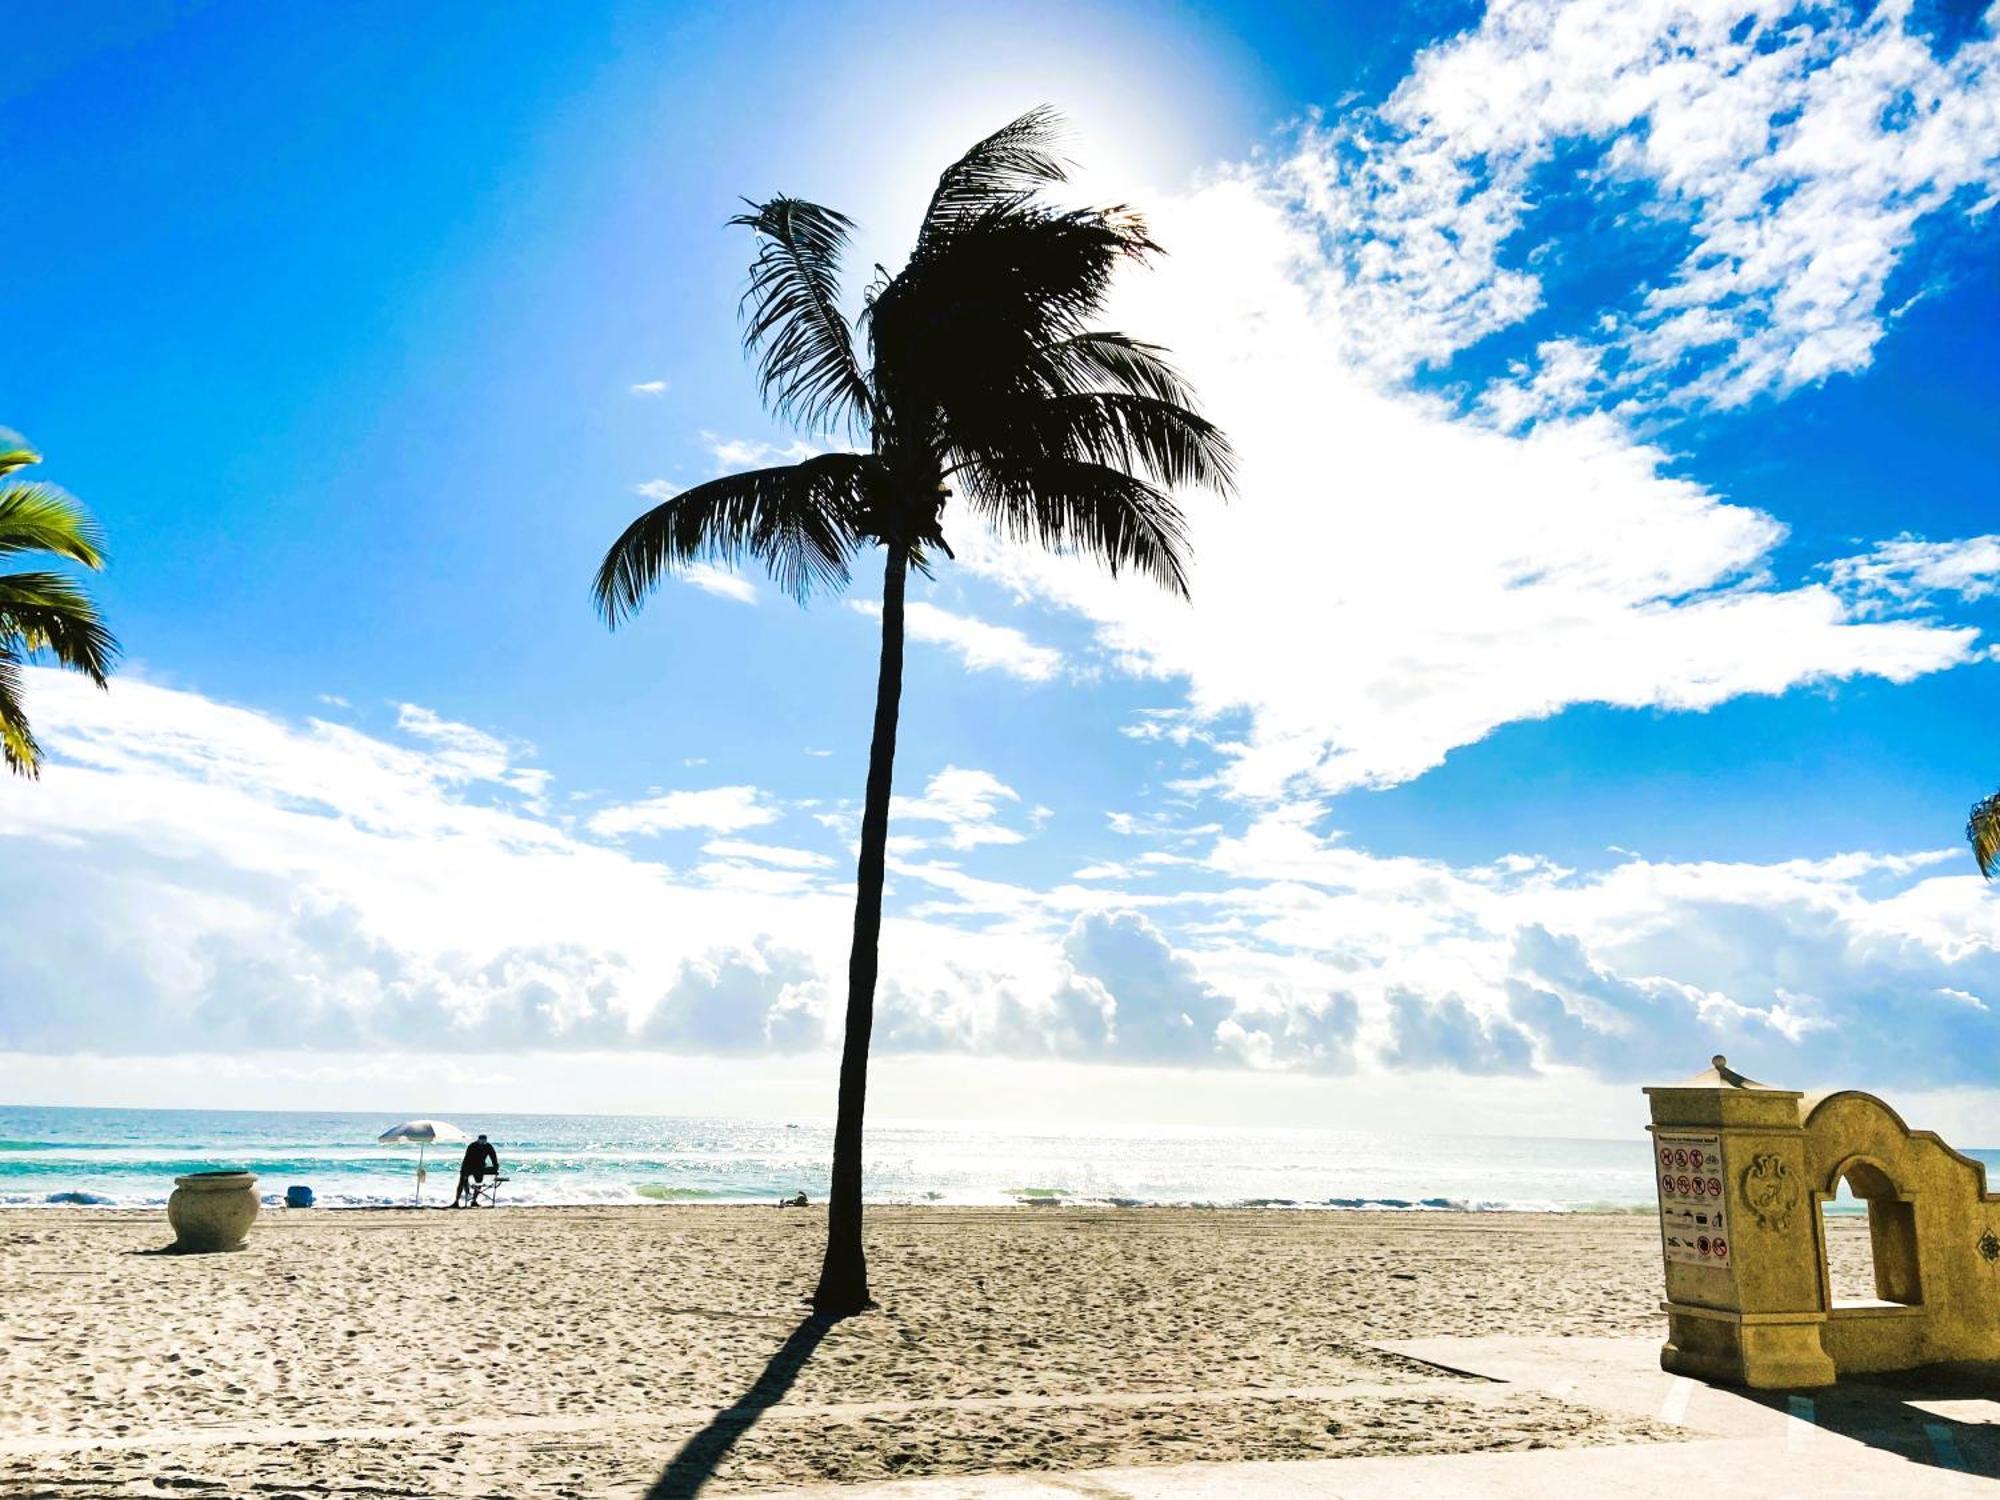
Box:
[1073,861,1136,881]
[1194,807,2000,1089]
[5,672,2000,1097]
[1505,925,1706,1077]
[872,911,1244,1067]
[1051,911,1236,1063]
[890,766,1031,850]
[1279,0,2000,410]
[0,864,638,1056]
[0,673,844,1044]
[1827,534,2000,615]
[1385,991,1535,1076]
[641,942,828,1054]
[1218,993,1361,1075]
[587,784,779,838]
[393,704,549,804]
[851,600,1063,682]
[702,433,823,470]
[959,112,1983,800]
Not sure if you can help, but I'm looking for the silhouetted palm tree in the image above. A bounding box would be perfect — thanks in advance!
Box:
[593,109,1233,1314]
[0,441,117,776]
[1967,792,2000,878]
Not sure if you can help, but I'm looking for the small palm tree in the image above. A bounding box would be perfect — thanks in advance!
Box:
[1968,792,2000,878]
[0,442,117,775]
[594,109,1233,1314]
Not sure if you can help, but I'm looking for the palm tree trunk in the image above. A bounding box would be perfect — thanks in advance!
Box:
[812,541,908,1314]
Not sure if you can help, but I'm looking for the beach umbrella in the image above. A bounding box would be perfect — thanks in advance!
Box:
[377,1119,468,1205]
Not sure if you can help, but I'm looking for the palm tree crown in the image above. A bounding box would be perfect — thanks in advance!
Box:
[594,106,1232,619]
[0,442,118,776]
[593,108,1232,1314]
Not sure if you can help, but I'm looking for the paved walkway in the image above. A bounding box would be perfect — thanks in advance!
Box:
[743,1337,1999,1498]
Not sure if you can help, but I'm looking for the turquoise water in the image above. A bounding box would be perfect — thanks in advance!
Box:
[3,1106,1991,1212]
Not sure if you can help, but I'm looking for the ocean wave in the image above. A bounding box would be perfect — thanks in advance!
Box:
[0,1107,1719,1213]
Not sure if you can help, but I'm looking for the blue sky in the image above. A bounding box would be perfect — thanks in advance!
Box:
[3,0,1999,1135]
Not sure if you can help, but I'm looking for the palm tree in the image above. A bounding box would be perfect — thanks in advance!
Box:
[1967,792,2000,878]
[0,442,117,776]
[593,108,1233,1314]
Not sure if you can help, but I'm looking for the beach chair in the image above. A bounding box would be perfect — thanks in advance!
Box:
[463,1175,508,1207]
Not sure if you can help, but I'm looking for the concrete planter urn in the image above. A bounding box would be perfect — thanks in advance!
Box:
[168,1170,258,1252]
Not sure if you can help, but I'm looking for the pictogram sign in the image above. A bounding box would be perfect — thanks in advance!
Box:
[1655,1131,1733,1269]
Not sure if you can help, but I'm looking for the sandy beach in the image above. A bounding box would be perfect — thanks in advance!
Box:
[0,1204,1885,1496]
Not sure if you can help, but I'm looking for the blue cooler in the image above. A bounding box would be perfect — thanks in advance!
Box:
[284,1185,315,1208]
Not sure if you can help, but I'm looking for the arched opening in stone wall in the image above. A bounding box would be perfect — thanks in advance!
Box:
[1822,1160,1921,1307]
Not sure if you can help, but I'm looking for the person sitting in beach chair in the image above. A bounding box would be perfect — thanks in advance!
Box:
[452,1134,505,1207]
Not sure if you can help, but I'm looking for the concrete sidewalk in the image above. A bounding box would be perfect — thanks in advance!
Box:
[743,1337,1998,1498]
[733,1439,1992,1498]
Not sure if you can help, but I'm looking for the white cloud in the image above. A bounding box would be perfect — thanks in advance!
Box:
[683,563,758,605]
[587,784,778,838]
[1827,534,2000,614]
[0,674,826,1056]
[701,838,836,870]
[890,766,1028,850]
[1073,862,1134,881]
[393,703,519,784]
[1480,338,1607,431]
[630,380,669,396]
[959,142,1983,800]
[4,673,2000,1099]
[1282,0,2000,411]
[850,599,1063,681]
[634,479,680,503]
[703,432,823,470]
[1189,802,2000,1087]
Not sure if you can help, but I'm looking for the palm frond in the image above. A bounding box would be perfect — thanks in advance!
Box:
[729,197,873,436]
[1045,332,1196,406]
[956,456,1191,596]
[0,450,114,776]
[930,203,1156,331]
[594,454,881,623]
[0,570,119,683]
[869,203,1160,422]
[1968,791,2000,878]
[0,481,107,567]
[0,648,43,777]
[917,106,1069,251]
[954,391,1234,495]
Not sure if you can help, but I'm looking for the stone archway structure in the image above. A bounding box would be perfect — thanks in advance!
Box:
[1645,1057,2000,1388]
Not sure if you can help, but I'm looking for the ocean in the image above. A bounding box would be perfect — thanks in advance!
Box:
[4,1105,1991,1212]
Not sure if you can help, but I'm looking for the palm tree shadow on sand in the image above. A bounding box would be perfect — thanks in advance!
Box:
[645,1313,842,1498]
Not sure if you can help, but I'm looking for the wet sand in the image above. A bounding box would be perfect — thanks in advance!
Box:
[2,1206,1863,1496]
